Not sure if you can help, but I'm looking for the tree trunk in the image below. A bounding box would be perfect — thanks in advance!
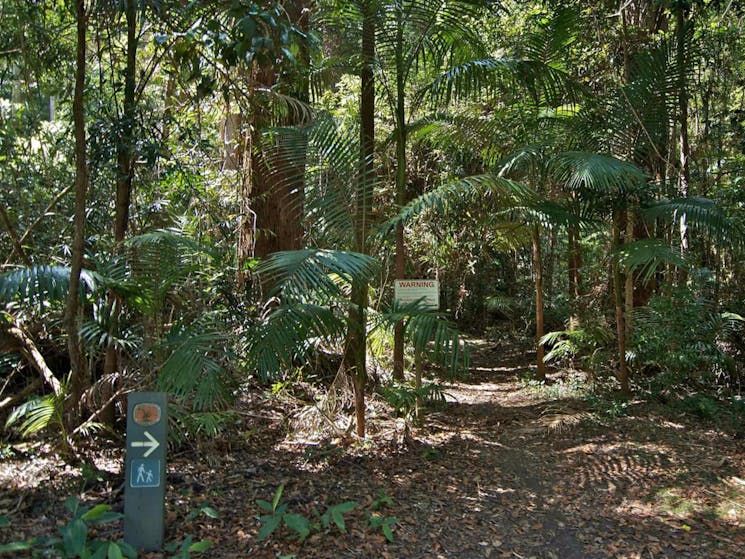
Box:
[612,209,630,395]
[567,219,581,331]
[347,0,375,438]
[0,204,32,266]
[251,2,308,261]
[102,0,139,425]
[63,0,89,430]
[392,11,407,382]
[676,4,691,283]
[114,0,137,246]
[532,225,546,381]
[0,323,62,397]
[624,209,634,339]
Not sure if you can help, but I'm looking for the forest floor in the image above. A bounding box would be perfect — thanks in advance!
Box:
[2,341,745,558]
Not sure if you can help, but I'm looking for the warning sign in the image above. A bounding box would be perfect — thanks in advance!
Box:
[394,279,439,310]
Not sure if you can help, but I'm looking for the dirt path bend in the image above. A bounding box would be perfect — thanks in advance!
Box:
[1,342,744,558]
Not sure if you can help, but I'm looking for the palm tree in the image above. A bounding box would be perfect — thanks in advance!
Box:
[371,0,487,380]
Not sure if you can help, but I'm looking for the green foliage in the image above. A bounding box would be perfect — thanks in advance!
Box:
[366,513,398,543]
[381,382,448,420]
[0,497,135,558]
[255,484,294,542]
[631,285,733,387]
[320,501,357,533]
[0,265,100,309]
[186,504,219,522]
[541,327,613,371]
[584,393,630,419]
[366,490,397,542]
[614,239,690,283]
[256,484,358,542]
[672,394,745,432]
[164,535,214,559]
[5,394,62,438]
[371,490,394,511]
[254,485,399,545]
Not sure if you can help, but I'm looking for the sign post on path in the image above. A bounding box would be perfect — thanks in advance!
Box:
[124,392,167,552]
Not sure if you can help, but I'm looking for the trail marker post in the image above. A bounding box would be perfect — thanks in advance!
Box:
[124,392,167,551]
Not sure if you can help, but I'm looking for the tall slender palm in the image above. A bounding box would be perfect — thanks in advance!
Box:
[372,0,486,380]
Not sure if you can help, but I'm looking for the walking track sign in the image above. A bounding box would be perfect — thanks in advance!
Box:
[124,392,167,552]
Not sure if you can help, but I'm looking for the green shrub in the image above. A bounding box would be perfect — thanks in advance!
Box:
[631,286,733,388]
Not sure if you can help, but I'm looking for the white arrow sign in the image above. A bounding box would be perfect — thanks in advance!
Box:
[130,430,160,457]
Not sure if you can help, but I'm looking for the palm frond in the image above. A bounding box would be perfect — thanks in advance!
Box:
[0,265,100,307]
[79,318,139,354]
[158,325,234,411]
[376,0,485,79]
[425,6,585,107]
[5,395,61,437]
[551,151,646,199]
[406,312,470,376]
[246,302,347,382]
[373,300,470,377]
[613,239,689,283]
[643,197,744,245]
[257,249,379,301]
[380,174,539,235]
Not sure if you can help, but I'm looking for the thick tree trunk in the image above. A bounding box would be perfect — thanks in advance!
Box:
[532,226,546,381]
[63,0,89,430]
[251,2,308,261]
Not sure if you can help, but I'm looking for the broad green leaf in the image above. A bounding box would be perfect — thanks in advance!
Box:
[257,514,282,541]
[90,543,109,559]
[81,504,111,520]
[107,542,124,559]
[256,499,273,512]
[283,513,310,541]
[61,518,88,556]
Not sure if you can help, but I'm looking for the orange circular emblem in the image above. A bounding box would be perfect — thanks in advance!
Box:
[133,403,161,426]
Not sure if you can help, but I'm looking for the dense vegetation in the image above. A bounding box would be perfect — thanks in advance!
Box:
[1,0,745,555]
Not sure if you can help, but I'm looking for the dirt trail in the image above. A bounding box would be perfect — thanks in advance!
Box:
[1,342,744,558]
